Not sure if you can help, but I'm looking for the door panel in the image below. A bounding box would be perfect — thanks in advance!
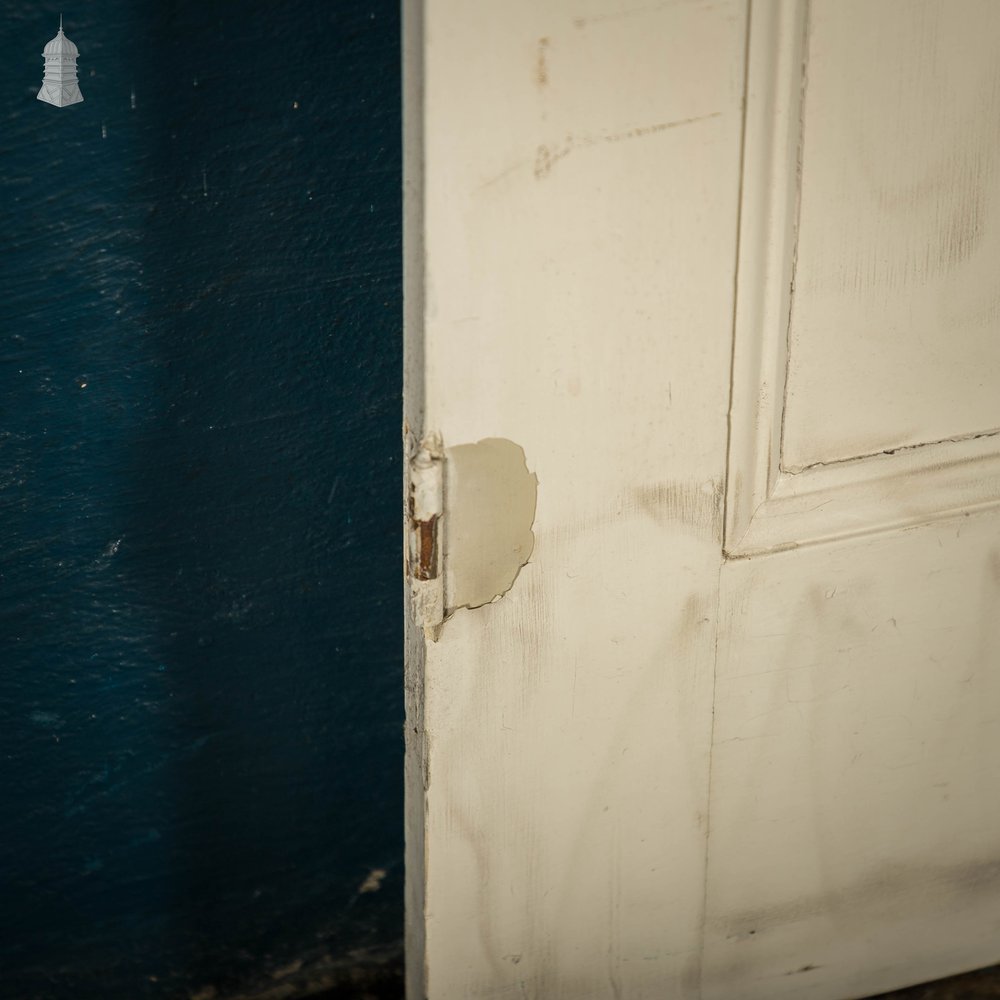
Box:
[704,517,1000,999]
[725,0,1000,559]
[704,4,1000,995]
[782,0,1000,470]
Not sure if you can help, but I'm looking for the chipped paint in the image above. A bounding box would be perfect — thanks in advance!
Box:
[443,438,538,614]
[407,435,538,634]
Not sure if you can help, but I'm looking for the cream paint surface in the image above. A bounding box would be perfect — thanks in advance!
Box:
[408,0,744,995]
[405,0,1000,997]
[703,514,1000,1000]
[782,0,1000,468]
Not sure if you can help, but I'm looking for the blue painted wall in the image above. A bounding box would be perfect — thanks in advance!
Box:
[0,3,402,996]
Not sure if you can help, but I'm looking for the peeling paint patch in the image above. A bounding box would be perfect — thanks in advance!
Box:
[444,438,538,613]
[408,435,537,635]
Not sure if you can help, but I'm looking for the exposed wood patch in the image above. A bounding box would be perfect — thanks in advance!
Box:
[407,433,444,634]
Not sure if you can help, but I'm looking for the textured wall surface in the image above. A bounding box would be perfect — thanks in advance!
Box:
[0,3,402,997]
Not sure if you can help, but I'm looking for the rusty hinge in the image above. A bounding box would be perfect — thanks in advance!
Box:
[406,432,444,635]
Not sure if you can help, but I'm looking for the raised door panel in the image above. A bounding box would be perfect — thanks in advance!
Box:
[704,515,1000,1000]
[785,0,1000,470]
[726,0,1000,558]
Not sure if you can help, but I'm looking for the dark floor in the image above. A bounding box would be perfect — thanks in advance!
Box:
[307,962,402,1000]
[302,964,1000,1000]
[298,961,1000,1000]
[873,965,1000,998]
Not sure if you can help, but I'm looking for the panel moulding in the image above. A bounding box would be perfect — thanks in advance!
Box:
[724,0,1000,558]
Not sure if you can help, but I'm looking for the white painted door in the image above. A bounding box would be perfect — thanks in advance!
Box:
[404,2,1000,998]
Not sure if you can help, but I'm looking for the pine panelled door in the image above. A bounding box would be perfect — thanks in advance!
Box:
[404,1,1000,998]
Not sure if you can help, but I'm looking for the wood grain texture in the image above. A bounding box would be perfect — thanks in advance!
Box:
[408,2,1000,997]
[408,0,746,995]
[705,514,1000,1000]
